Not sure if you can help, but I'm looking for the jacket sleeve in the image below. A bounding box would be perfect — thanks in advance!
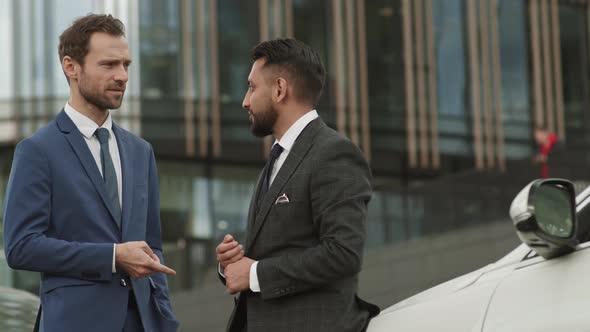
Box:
[144,144,179,324]
[3,138,113,281]
[256,138,372,300]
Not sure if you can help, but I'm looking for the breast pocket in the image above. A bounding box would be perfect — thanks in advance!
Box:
[133,184,148,211]
[127,184,148,236]
[267,201,313,233]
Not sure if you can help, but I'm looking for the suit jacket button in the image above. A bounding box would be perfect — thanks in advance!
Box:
[120,278,127,287]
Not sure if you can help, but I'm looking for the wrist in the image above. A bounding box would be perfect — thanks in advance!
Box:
[114,242,126,265]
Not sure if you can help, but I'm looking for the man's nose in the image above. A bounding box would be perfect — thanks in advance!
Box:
[114,65,129,83]
[242,96,249,110]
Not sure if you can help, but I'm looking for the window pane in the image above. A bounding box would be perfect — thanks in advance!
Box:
[560,3,590,146]
[217,0,261,161]
[365,0,406,174]
[498,0,531,158]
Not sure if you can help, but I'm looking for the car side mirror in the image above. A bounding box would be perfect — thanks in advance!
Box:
[509,179,578,259]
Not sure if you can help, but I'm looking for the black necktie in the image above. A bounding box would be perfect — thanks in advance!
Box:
[258,143,284,202]
[95,128,122,228]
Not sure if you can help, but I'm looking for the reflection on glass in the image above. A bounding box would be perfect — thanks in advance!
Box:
[534,184,573,238]
[559,3,590,145]
[211,167,258,242]
[365,0,405,134]
[497,0,531,158]
[364,0,407,174]
[293,0,332,124]
[434,0,466,118]
[366,190,407,247]
[139,0,185,155]
[218,0,260,149]
[433,0,469,157]
[139,0,181,98]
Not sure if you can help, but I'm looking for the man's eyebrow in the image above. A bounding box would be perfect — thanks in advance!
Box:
[98,58,133,64]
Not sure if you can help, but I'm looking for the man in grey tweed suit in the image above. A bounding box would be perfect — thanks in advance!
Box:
[216,38,380,332]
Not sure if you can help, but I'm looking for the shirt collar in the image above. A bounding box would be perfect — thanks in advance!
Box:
[64,103,113,139]
[274,110,319,152]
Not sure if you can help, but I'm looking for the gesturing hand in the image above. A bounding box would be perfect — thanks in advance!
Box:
[216,234,244,269]
[115,241,176,278]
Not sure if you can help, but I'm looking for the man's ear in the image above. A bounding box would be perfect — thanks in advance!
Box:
[273,77,288,103]
[62,56,79,82]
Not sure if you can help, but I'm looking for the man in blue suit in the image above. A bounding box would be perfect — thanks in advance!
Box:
[2,14,179,332]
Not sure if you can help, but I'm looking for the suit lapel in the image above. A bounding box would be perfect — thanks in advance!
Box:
[113,125,134,238]
[56,110,120,229]
[246,118,325,253]
[246,170,265,230]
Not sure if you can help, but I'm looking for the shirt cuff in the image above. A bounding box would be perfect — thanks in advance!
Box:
[218,263,225,278]
[250,261,260,292]
[112,243,117,273]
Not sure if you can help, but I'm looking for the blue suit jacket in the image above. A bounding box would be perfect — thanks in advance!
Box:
[3,111,179,332]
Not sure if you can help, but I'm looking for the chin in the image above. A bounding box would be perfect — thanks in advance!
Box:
[109,101,123,110]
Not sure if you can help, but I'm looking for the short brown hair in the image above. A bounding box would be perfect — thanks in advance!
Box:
[58,14,125,66]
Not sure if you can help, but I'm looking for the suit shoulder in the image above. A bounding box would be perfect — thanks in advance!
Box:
[309,123,372,182]
[315,125,363,156]
[114,125,153,152]
[16,120,59,150]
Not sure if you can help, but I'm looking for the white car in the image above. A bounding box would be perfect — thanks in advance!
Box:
[368,178,589,332]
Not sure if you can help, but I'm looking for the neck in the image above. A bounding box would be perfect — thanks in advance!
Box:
[69,91,109,127]
[272,105,312,141]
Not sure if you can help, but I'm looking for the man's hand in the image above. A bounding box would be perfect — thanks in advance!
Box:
[216,234,244,269]
[115,241,176,278]
[225,257,255,295]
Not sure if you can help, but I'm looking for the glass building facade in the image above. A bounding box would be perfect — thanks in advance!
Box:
[1,0,590,294]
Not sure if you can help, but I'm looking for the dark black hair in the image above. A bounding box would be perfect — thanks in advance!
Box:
[252,38,326,107]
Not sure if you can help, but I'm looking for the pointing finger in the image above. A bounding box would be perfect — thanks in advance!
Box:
[150,261,177,276]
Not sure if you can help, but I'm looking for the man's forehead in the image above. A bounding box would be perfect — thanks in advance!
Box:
[251,58,279,80]
[251,58,266,73]
[88,33,130,57]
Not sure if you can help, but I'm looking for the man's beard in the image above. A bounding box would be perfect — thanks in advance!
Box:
[79,74,124,111]
[250,104,277,137]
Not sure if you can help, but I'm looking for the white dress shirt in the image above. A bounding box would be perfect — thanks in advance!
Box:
[249,110,319,292]
[64,103,122,273]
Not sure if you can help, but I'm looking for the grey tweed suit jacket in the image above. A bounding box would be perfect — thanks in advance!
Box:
[227,118,380,332]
